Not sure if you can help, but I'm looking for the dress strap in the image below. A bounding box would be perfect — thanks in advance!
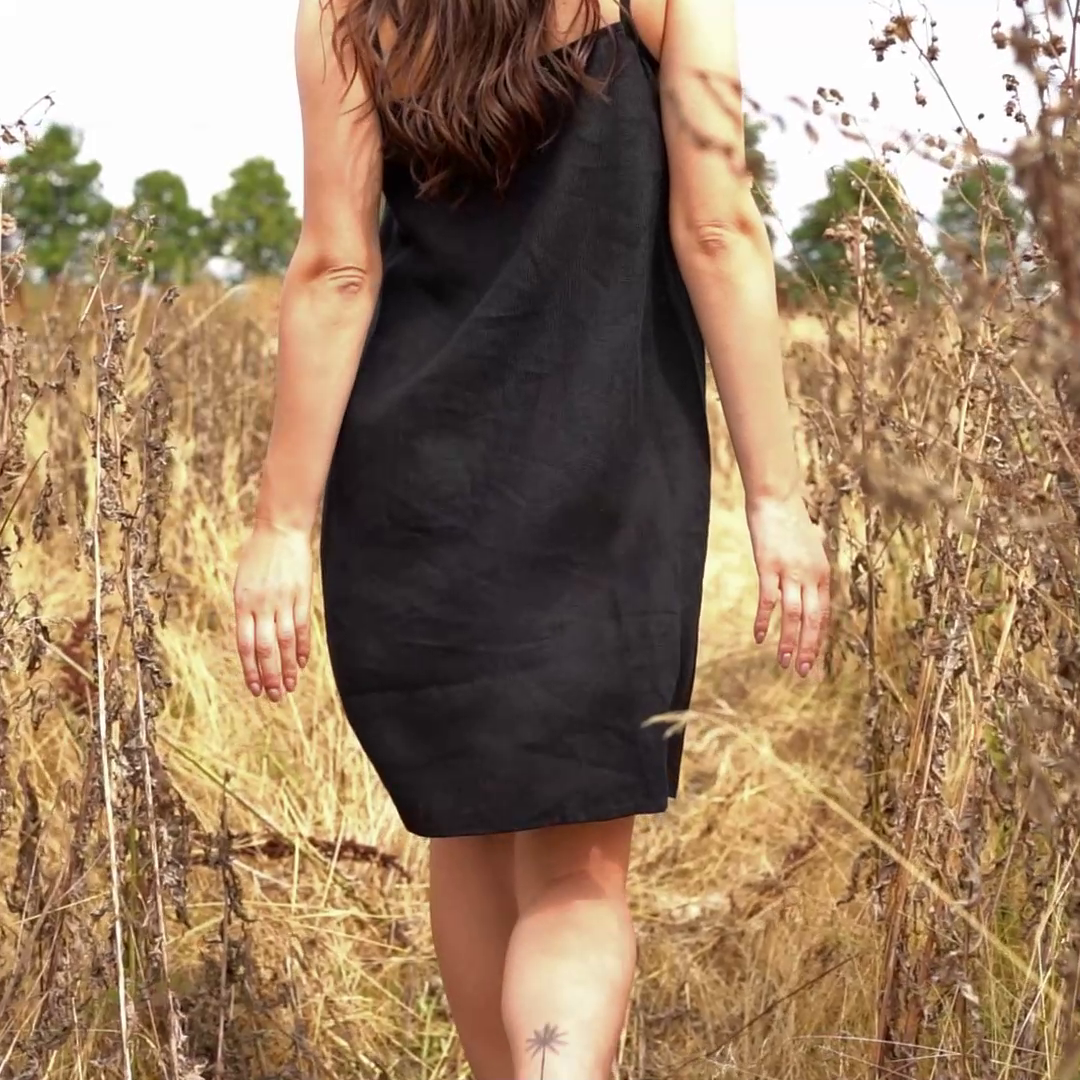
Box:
[617,0,638,44]
[617,0,658,74]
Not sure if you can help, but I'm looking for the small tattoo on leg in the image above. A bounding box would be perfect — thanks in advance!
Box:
[526,1023,567,1079]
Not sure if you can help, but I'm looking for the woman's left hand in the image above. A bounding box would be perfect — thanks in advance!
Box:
[233,522,313,702]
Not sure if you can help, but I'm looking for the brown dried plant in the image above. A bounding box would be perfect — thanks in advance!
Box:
[778,2,1080,1076]
[0,108,425,1079]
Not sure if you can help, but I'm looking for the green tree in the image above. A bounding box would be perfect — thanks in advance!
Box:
[211,157,300,278]
[936,162,1025,278]
[4,124,113,280]
[130,170,215,283]
[789,157,915,299]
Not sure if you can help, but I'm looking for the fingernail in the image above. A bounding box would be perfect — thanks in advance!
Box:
[267,688,281,702]
[248,683,261,696]
[798,661,810,677]
[284,678,296,692]
[754,630,765,644]
[780,653,791,669]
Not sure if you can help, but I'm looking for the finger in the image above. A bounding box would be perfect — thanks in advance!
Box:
[255,610,284,702]
[235,608,262,696]
[277,608,299,693]
[754,571,780,645]
[294,592,312,670]
[796,582,823,677]
[777,577,802,669]
[818,574,832,659]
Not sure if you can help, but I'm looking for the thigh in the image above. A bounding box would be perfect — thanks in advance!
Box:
[430,832,517,899]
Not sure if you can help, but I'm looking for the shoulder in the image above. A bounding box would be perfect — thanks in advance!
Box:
[608,0,738,65]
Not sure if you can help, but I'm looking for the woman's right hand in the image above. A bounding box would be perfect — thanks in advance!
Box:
[233,522,313,702]
[745,493,831,678]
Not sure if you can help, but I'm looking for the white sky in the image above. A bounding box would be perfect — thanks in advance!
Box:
[1,0,1044,255]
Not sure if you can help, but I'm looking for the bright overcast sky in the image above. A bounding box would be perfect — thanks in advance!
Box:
[1,0,1044,255]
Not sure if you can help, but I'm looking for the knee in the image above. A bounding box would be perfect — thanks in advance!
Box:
[530,865,627,911]
[514,818,634,911]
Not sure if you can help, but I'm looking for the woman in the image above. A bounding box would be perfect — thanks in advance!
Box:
[233,0,829,1074]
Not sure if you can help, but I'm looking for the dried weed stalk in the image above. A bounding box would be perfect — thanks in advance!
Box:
[0,113,208,1077]
[789,2,1080,1075]
[1,116,411,1077]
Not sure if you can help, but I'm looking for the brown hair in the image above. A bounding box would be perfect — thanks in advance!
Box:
[324,0,610,198]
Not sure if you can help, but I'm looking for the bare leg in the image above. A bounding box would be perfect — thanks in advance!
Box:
[503,817,637,1080]
[429,833,518,1080]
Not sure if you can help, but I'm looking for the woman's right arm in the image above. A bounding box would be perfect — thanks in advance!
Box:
[659,0,830,676]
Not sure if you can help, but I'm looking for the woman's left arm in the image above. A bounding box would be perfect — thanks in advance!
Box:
[234,0,383,702]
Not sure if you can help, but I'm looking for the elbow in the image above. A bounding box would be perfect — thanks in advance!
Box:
[280,250,382,336]
[678,220,746,258]
[314,262,381,298]
[286,239,382,298]
[671,203,771,266]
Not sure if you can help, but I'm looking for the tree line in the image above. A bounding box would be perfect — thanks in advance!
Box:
[2,121,1026,296]
[745,120,1028,302]
[2,125,301,283]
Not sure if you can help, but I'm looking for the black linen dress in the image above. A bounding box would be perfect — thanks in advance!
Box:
[320,5,711,838]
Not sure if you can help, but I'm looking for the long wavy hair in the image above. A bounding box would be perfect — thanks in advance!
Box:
[324,0,611,198]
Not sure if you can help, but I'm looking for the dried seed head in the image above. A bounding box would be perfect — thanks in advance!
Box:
[887,15,915,42]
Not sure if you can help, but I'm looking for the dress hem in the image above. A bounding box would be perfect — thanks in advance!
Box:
[398,792,676,839]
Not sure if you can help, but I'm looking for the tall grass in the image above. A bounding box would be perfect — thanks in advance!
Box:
[2,2,1080,1077]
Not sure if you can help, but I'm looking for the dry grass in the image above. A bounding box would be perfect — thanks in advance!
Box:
[0,276,866,1079]
[3,2,1080,1077]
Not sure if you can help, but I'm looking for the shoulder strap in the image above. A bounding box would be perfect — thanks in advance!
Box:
[617,0,657,72]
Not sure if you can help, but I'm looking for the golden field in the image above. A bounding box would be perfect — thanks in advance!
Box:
[2,244,1079,1079]
[0,275,868,1078]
